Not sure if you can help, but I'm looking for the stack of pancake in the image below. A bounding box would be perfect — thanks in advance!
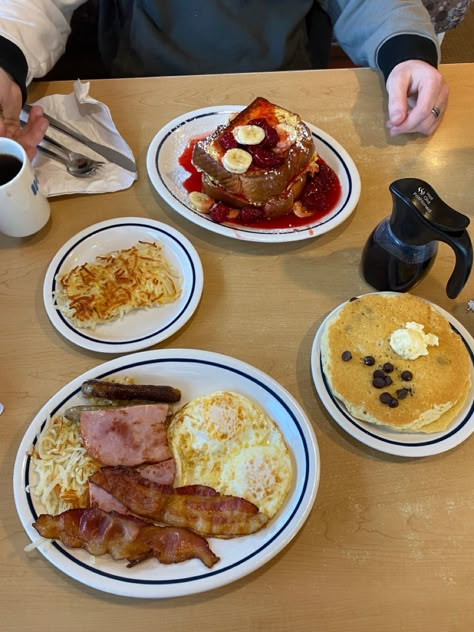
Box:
[320,293,472,433]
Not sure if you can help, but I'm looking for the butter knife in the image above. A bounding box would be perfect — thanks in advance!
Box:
[23,103,136,173]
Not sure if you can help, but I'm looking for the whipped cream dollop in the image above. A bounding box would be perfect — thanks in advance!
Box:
[389,321,439,360]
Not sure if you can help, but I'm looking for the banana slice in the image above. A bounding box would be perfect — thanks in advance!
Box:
[293,201,314,218]
[188,191,214,213]
[232,125,265,145]
[222,148,253,174]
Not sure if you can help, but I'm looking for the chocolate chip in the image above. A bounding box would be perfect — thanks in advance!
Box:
[384,375,393,386]
[373,377,386,389]
[396,388,409,400]
[349,296,359,302]
[379,392,393,404]
[401,370,413,381]
[363,356,375,366]
[379,392,399,407]
[383,362,394,373]
[373,369,385,379]
[341,351,352,361]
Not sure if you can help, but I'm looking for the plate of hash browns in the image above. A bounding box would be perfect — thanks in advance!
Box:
[14,348,320,598]
[43,218,203,353]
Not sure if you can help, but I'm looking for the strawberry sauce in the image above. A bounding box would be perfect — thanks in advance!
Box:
[179,136,341,230]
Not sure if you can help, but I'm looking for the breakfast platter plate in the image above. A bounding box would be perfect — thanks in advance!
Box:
[146,105,361,243]
[311,294,474,458]
[13,348,320,598]
[43,218,203,353]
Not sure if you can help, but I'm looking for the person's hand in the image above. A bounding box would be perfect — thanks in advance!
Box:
[385,60,448,136]
[0,68,48,159]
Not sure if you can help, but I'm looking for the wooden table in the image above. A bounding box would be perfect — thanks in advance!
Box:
[1,64,473,632]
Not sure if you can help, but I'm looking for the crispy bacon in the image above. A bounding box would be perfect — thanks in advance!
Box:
[89,459,179,516]
[89,480,218,517]
[90,466,269,537]
[33,508,219,568]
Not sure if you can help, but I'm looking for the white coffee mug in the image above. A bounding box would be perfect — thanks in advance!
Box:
[0,137,50,237]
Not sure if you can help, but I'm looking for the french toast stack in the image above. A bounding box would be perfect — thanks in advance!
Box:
[191,97,316,219]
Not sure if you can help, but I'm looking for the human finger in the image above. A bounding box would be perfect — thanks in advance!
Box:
[386,68,410,128]
[15,105,49,159]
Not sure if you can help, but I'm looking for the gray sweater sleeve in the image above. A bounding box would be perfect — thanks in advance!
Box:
[321,0,439,77]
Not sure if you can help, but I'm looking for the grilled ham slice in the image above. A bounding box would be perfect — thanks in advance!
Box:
[80,404,171,466]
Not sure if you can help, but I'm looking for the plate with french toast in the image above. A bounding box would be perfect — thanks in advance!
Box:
[311,292,474,457]
[14,349,319,598]
[147,97,360,242]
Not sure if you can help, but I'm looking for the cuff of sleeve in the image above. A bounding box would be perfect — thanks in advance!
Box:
[0,35,28,105]
[377,34,438,82]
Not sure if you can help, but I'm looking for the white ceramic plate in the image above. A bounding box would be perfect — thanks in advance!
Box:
[14,349,320,598]
[43,218,203,353]
[311,294,474,458]
[146,105,361,243]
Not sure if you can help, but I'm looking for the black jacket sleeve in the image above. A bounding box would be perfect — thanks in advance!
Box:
[377,34,438,81]
[0,35,28,104]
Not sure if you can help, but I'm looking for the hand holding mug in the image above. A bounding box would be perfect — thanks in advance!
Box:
[0,137,50,237]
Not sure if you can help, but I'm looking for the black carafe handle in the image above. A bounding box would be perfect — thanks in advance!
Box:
[389,179,472,298]
[438,228,472,299]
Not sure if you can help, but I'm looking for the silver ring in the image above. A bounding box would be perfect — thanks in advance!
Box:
[431,105,441,119]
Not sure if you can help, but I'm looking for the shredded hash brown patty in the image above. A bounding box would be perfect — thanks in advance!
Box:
[30,415,101,515]
[54,241,182,329]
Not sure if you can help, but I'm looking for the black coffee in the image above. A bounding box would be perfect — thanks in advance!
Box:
[0,154,22,185]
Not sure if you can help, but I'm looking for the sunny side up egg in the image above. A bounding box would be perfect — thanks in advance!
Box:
[167,391,294,520]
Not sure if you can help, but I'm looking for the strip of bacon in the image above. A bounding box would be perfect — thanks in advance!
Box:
[89,479,219,518]
[90,466,269,537]
[33,508,219,568]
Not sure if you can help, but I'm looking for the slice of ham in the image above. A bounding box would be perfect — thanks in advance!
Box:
[33,508,219,568]
[89,482,131,515]
[90,466,269,537]
[80,404,171,466]
[137,459,176,485]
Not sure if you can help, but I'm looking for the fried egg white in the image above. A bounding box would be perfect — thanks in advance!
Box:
[167,391,293,519]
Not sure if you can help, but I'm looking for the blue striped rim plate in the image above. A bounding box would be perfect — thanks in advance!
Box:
[42,218,203,353]
[146,105,361,243]
[13,349,320,598]
[310,293,474,458]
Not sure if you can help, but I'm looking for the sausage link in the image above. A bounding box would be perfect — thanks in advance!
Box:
[64,402,156,423]
[81,379,181,403]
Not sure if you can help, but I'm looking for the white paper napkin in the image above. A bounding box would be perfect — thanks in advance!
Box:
[30,79,137,197]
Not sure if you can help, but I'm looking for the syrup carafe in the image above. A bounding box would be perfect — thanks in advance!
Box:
[361,178,472,298]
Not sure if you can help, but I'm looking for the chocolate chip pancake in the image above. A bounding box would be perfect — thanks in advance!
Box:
[320,293,472,432]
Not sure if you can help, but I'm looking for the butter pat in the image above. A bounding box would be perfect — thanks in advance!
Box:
[389,321,439,360]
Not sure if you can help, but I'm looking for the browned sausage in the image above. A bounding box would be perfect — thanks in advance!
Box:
[63,402,156,423]
[81,379,181,403]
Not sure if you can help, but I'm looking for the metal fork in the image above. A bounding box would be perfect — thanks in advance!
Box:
[38,133,105,177]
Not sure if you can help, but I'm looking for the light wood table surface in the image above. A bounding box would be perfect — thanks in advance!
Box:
[1,64,473,632]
